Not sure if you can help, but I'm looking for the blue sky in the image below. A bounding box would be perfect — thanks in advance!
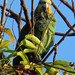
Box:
[0,0,75,74]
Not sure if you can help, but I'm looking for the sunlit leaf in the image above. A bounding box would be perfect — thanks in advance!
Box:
[54,60,71,66]
[25,64,30,69]
[44,73,49,75]
[45,67,59,75]
[70,73,75,75]
[25,34,45,50]
[54,65,74,72]
[56,73,60,75]
[33,63,44,75]
[4,28,14,46]
[17,51,29,65]
[23,49,35,53]
[0,40,10,49]
[20,39,37,49]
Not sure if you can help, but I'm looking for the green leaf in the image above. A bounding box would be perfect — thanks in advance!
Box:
[20,39,37,49]
[45,66,59,75]
[4,28,14,46]
[54,65,74,72]
[24,64,30,69]
[25,34,45,50]
[17,51,29,65]
[44,73,49,75]
[49,67,59,75]
[56,73,60,75]
[0,40,10,49]
[70,73,75,75]
[23,49,35,53]
[54,60,71,66]
[33,63,44,75]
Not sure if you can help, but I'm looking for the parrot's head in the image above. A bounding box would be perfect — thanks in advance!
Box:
[40,0,51,4]
[39,0,52,14]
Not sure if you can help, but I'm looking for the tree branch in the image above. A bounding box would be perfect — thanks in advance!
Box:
[1,0,7,25]
[53,44,58,63]
[60,0,74,12]
[42,47,55,62]
[4,0,14,26]
[0,4,26,24]
[55,32,75,36]
[20,0,32,33]
[18,7,23,34]
[31,0,34,35]
[51,0,75,32]
[43,63,75,73]
[71,0,75,21]
[57,24,75,46]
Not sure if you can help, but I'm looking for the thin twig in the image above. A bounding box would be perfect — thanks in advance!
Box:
[55,32,75,36]
[31,0,34,35]
[72,0,74,12]
[12,20,22,51]
[12,20,29,63]
[57,24,75,46]
[71,0,75,23]
[19,7,23,35]
[53,44,58,63]
[0,4,26,23]
[5,12,26,22]
[52,0,75,32]
[42,47,55,62]
[1,0,7,25]
[60,0,74,12]
[20,0,32,34]
[4,0,14,26]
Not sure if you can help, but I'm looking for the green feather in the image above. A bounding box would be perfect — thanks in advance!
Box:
[34,11,56,58]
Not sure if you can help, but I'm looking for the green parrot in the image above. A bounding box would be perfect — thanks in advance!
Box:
[34,0,56,59]
[13,0,56,66]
